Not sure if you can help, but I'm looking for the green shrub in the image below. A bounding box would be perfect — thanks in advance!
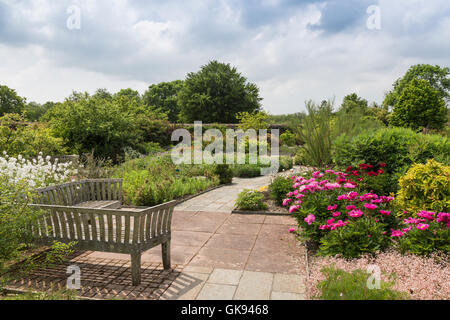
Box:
[279,156,293,171]
[232,163,265,178]
[332,127,450,175]
[115,155,218,206]
[214,164,233,184]
[316,267,408,300]
[296,100,333,167]
[269,176,292,206]
[318,217,389,259]
[280,130,296,146]
[235,189,267,211]
[294,147,307,165]
[0,178,42,268]
[389,78,447,131]
[0,114,67,157]
[396,159,449,215]
[396,221,449,256]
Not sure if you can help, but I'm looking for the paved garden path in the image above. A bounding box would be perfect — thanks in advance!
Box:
[86,175,307,300]
[9,174,307,300]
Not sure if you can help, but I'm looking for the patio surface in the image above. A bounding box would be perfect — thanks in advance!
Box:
[7,175,307,300]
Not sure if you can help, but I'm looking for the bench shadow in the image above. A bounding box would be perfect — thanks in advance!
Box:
[4,250,202,300]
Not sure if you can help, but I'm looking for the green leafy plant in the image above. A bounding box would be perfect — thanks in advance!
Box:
[316,267,408,300]
[396,221,449,256]
[269,176,292,206]
[396,159,449,215]
[318,217,389,259]
[214,164,233,184]
[390,78,447,130]
[0,178,42,269]
[296,100,333,168]
[332,127,450,176]
[280,130,296,146]
[235,189,267,211]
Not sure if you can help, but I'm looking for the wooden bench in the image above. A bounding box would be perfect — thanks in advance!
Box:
[30,179,176,285]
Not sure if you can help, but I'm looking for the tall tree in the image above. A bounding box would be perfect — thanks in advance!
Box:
[384,64,450,108]
[339,93,368,114]
[0,85,25,116]
[389,78,447,130]
[178,61,262,123]
[143,80,183,122]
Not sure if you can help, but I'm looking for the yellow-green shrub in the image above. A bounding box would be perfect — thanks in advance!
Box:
[396,159,449,216]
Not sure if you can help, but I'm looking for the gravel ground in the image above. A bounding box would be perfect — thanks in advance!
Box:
[307,249,450,300]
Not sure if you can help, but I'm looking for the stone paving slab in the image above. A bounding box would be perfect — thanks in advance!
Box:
[6,174,307,300]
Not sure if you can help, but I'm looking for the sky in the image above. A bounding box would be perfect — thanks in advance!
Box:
[0,0,449,114]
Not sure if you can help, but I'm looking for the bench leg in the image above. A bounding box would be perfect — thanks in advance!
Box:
[131,250,141,286]
[162,240,171,270]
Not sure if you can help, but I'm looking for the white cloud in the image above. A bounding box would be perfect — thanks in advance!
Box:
[0,0,448,114]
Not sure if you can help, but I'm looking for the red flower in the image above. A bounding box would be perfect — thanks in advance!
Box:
[379,163,386,167]
[377,169,384,174]
[345,166,353,173]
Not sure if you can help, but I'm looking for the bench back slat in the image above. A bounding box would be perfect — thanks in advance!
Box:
[29,200,176,251]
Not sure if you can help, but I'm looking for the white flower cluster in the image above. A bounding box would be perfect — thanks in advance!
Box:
[0,152,77,188]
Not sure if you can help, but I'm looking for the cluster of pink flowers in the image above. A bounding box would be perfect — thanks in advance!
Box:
[392,210,450,237]
[319,219,349,230]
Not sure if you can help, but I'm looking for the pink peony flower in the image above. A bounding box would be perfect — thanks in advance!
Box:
[289,228,296,233]
[304,214,316,225]
[348,209,364,218]
[379,210,391,216]
[282,198,291,206]
[346,205,356,210]
[327,204,338,211]
[391,229,404,237]
[416,223,430,231]
[417,211,435,221]
[289,205,300,214]
[343,182,357,189]
[332,211,342,217]
[364,203,378,210]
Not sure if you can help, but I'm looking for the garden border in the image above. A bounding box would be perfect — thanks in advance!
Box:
[231,209,290,216]
[173,183,229,205]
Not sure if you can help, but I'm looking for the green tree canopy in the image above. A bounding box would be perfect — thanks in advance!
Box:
[389,78,447,130]
[339,93,368,114]
[0,85,26,116]
[143,80,184,122]
[45,92,168,161]
[178,60,262,123]
[384,64,450,108]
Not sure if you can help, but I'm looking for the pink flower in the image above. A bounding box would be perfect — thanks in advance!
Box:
[327,218,335,225]
[391,229,404,237]
[304,214,316,225]
[348,209,363,218]
[346,205,356,210]
[332,211,342,217]
[402,226,412,233]
[282,198,291,206]
[289,205,300,214]
[327,204,338,211]
[417,211,435,221]
[416,223,430,231]
[343,182,357,189]
[437,212,449,223]
[379,210,391,216]
[364,203,378,210]
[289,228,296,233]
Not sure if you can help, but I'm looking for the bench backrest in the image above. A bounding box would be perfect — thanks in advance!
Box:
[34,179,123,206]
[29,201,175,252]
